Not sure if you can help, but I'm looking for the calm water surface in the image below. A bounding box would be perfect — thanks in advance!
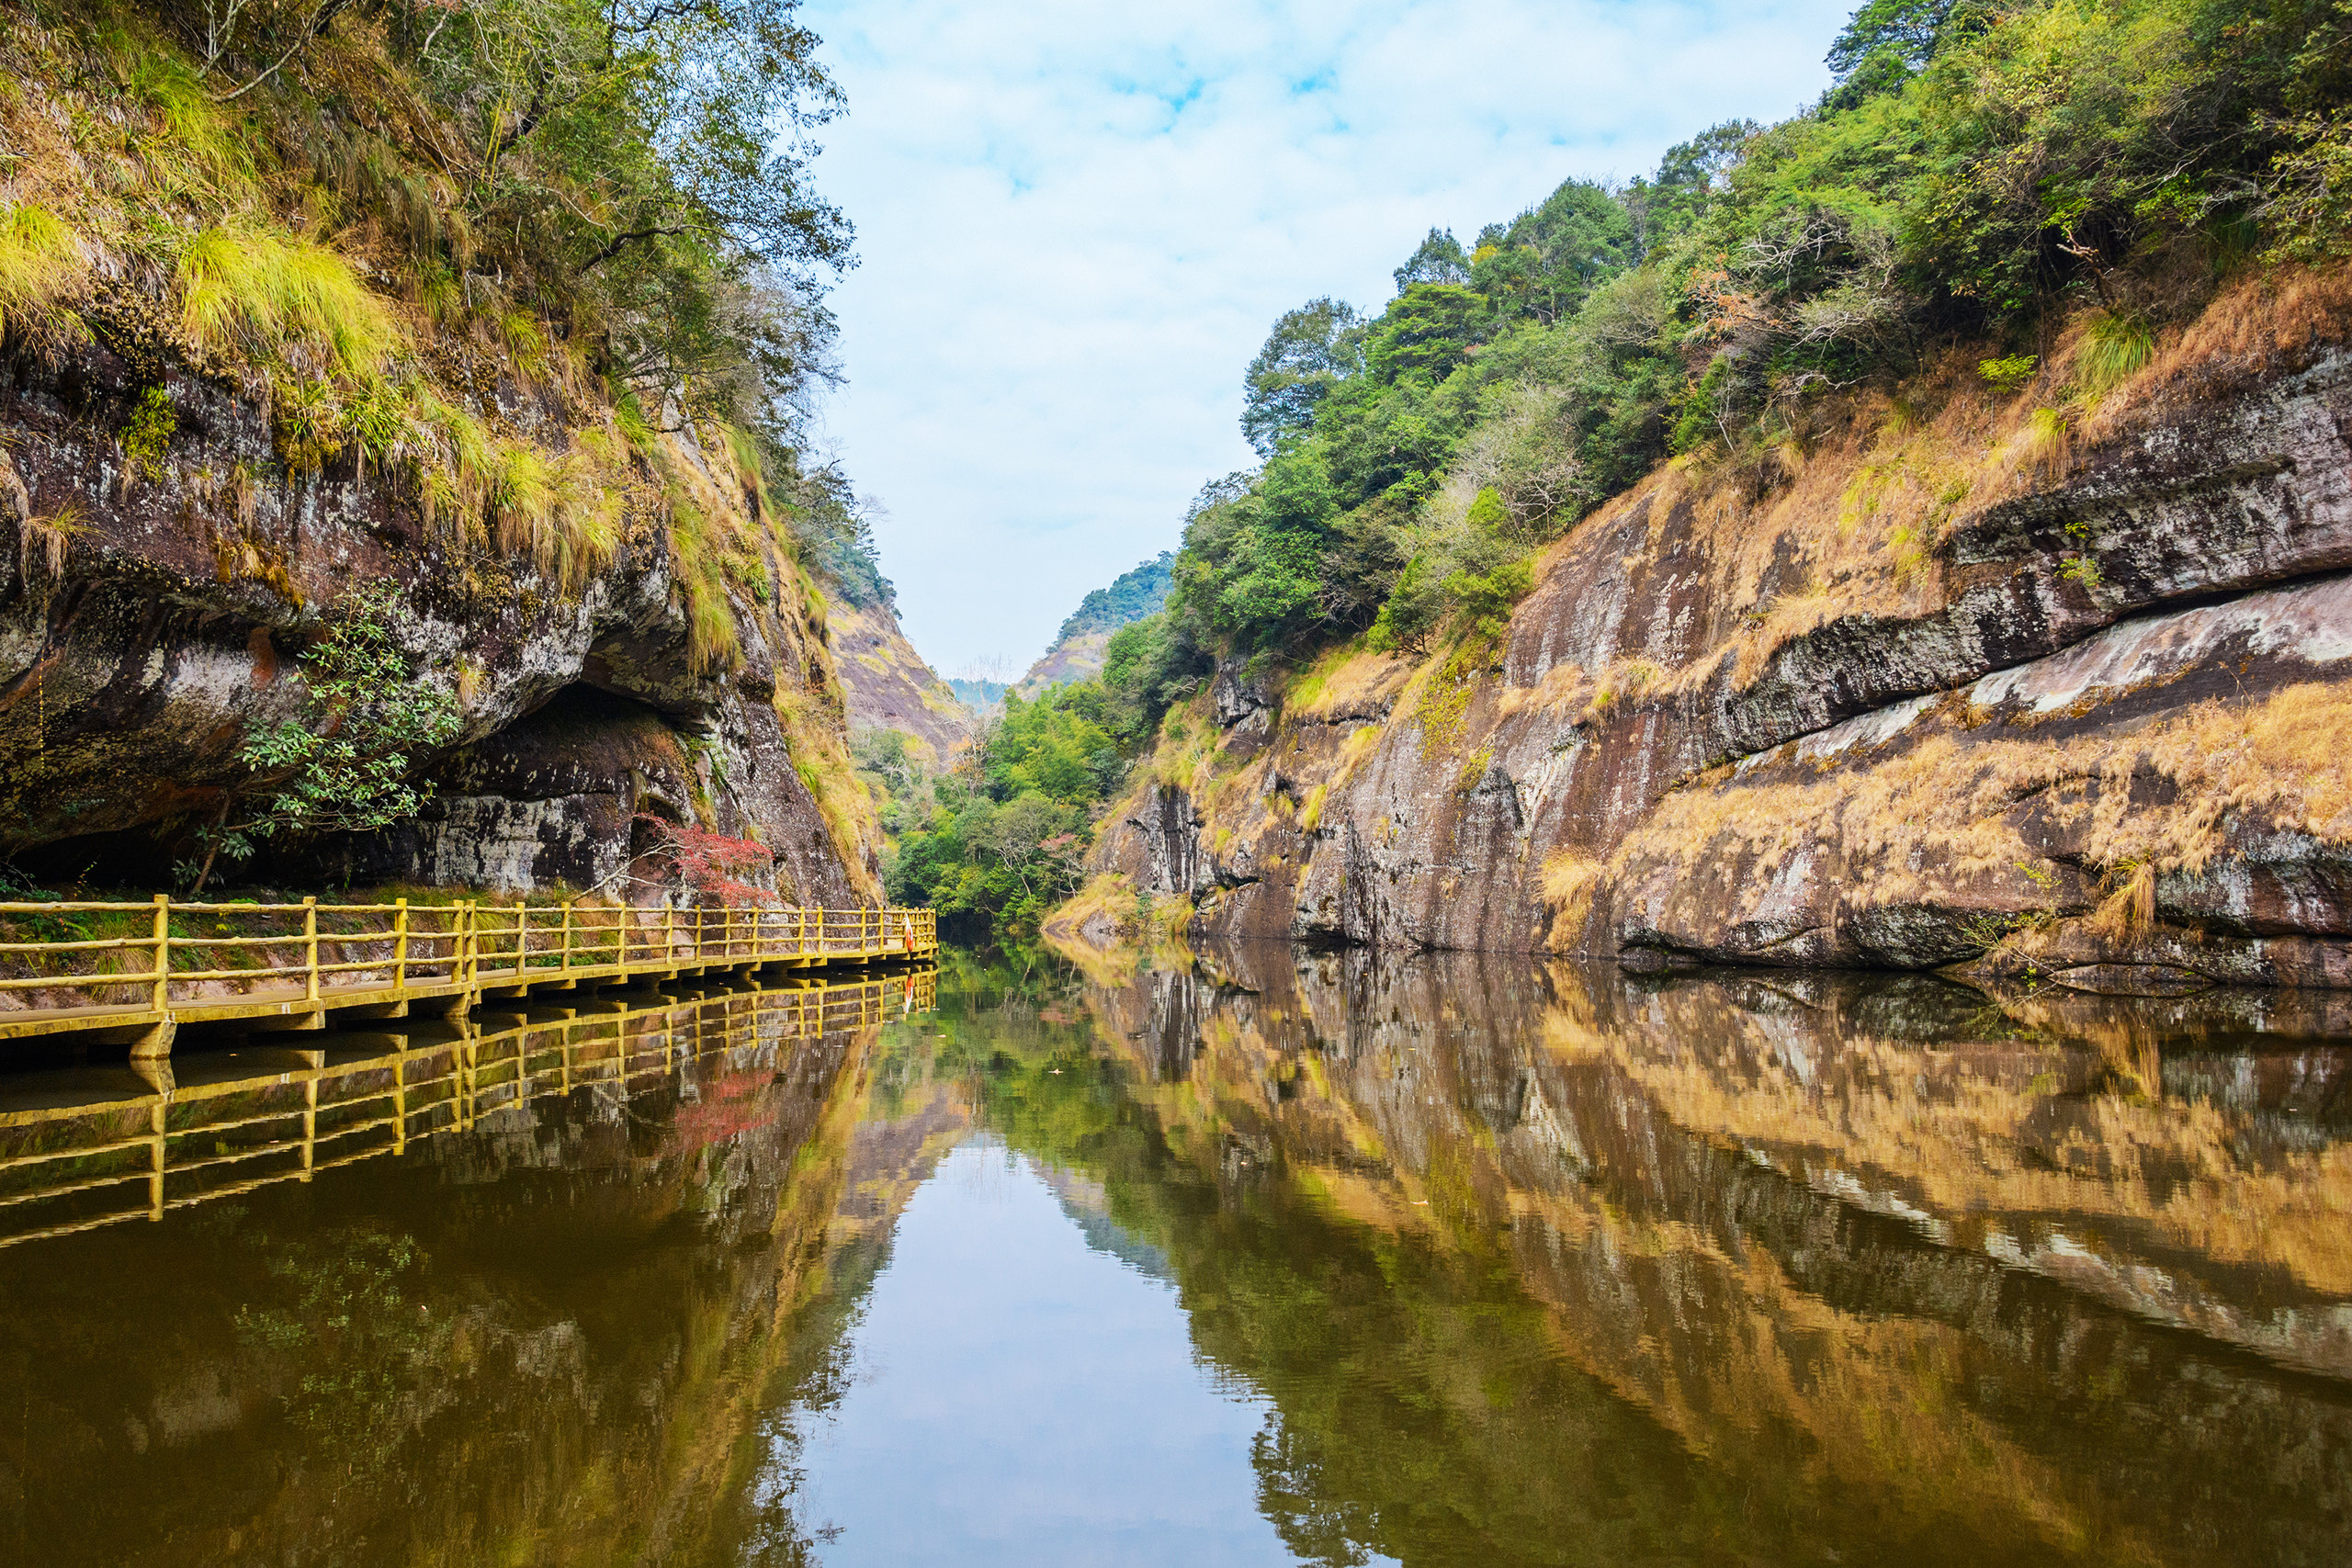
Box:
[0,951,2347,1565]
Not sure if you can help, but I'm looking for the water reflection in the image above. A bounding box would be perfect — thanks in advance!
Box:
[0,950,2346,1566]
[0,970,928,1565]
[1060,949,2352,1566]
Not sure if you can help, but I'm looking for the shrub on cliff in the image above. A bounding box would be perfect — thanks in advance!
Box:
[186,584,462,891]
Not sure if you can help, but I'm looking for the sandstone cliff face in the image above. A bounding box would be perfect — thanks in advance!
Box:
[0,329,881,901]
[830,596,975,767]
[1063,278,2352,990]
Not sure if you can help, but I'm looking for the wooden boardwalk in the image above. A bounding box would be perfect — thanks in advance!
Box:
[0,897,937,1057]
[0,968,936,1249]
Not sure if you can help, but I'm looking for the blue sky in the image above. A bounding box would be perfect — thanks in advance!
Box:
[797,0,1858,677]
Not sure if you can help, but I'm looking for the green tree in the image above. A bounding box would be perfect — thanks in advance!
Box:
[1825,0,1961,93]
[1393,226,1472,289]
[188,584,462,890]
[1364,283,1484,383]
[1242,298,1364,457]
[1472,178,1638,326]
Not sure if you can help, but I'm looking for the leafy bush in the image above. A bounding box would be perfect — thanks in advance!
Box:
[1978,354,2039,391]
[187,584,462,890]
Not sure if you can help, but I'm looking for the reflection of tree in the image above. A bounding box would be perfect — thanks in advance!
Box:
[0,998,882,1565]
[944,959,1751,1568]
[232,1225,434,1486]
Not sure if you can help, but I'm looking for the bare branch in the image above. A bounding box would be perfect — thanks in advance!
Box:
[578,220,700,273]
[209,0,356,103]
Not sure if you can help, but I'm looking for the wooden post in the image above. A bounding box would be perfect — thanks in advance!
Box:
[664,904,676,970]
[461,901,477,993]
[150,894,170,1015]
[148,1100,165,1221]
[393,898,410,994]
[461,1029,477,1130]
[303,897,321,1005]
[560,901,572,974]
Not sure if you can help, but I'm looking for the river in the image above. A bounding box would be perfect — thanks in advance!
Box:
[0,949,2346,1565]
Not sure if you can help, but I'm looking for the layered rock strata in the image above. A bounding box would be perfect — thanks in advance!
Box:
[1066,288,2352,990]
[0,328,878,901]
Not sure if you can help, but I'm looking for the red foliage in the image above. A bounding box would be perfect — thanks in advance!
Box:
[666,1066,777,1153]
[633,813,778,906]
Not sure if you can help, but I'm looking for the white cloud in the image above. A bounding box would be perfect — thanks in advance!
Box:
[797,0,1853,674]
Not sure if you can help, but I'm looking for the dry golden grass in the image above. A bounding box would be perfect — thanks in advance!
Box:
[1286,640,1410,720]
[1579,657,1663,723]
[2076,263,2352,444]
[1537,850,1604,937]
[1612,682,2352,927]
[2087,859,2157,940]
[1497,657,1589,716]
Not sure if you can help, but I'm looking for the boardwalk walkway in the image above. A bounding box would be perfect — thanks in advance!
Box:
[0,897,937,1057]
[0,968,936,1249]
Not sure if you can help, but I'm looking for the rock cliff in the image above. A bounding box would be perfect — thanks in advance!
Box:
[0,340,882,899]
[830,595,974,768]
[1060,272,2352,990]
[0,6,882,902]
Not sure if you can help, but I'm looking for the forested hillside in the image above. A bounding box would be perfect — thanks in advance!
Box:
[0,0,895,898]
[1044,0,2352,982]
[1172,0,2349,672]
[884,552,1189,937]
[1015,550,1174,694]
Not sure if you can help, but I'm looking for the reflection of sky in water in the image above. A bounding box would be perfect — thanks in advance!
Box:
[784,1135,1382,1566]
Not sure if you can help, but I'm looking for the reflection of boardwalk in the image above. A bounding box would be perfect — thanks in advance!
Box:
[0,968,938,1250]
[0,898,937,1058]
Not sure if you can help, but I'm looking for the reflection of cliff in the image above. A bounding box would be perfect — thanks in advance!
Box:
[0,986,889,1566]
[1056,951,2352,1567]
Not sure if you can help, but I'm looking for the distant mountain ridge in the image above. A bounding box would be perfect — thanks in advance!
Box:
[948,677,1010,717]
[1054,553,1174,643]
[1019,552,1175,695]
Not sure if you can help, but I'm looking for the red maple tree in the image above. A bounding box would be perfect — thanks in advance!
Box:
[632,813,778,906]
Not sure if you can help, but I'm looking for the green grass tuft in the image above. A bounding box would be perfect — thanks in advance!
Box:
[0,203,85,343]
[175,227,401,382]
[2075,310,2154,395]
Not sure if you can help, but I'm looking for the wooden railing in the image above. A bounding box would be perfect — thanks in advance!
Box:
[0,969,937,1248]
[0,898,937,1041]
